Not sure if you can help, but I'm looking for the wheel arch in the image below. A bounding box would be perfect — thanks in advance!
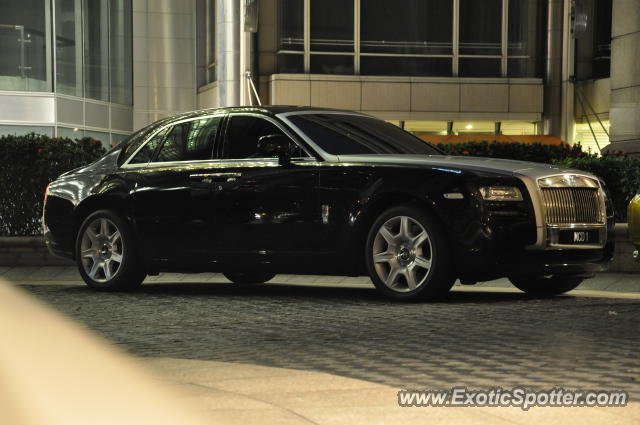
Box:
[73,194,131,249]
[348,192,452,273]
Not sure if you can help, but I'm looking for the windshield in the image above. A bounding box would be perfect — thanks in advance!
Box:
[287,113,443,156]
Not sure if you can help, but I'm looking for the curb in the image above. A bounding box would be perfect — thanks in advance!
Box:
[0,236,72,266]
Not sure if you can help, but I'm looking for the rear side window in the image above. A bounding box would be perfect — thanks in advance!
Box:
[154,116,222,163]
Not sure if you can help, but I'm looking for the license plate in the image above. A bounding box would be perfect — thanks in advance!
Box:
[558,230,599,245]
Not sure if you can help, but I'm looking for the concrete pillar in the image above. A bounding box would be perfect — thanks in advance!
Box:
[216,0,240,107]
[543,0,564,138]
[131,0,197,130]
[609,0,640,153]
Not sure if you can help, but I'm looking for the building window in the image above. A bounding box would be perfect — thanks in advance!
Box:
[574,0,611,81]
[109,0,133,105]
[507,0,543,78]
[310,0,353,52]
[277,0,304,73]
[0,0,132,102]
[276,0,542,78]
[82,0,132,104]
[0,0,50,92]
[360,0,452,76]
[83,0,109,101]
[460,0,502,55]
[309,0,354,74]
[56,0,82,96]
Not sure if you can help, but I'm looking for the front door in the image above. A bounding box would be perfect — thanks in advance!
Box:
[209,113,323,271]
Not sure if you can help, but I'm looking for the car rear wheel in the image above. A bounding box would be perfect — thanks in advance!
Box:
[365,205,455,301]
[223,271,276,284]
[509,275,584,296]
[76,210,146,291]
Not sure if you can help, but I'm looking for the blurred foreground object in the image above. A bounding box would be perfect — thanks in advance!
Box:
[0,279,211,425]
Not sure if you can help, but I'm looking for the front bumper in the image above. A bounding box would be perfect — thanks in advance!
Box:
[501,251,613,278]
[456,226,615,281]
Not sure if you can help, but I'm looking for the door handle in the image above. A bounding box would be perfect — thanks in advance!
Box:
[189,172,242,183]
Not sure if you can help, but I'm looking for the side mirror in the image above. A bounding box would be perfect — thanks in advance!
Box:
[257,134,292,165]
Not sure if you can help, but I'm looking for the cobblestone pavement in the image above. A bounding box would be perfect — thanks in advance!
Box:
[9,270,640,398]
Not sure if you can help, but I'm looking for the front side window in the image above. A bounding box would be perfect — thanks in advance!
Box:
[224,115,307,160]
[288,114,442,156]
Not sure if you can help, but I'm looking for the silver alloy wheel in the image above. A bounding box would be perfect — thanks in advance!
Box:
[372,215,434,292]
[80,218,124,282]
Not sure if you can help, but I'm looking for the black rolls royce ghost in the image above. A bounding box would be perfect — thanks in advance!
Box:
[42,106,615,300]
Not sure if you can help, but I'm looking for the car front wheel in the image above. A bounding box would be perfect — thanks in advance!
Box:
[509,275,584,296]
[76,210,146,291]
[365,205,455,301]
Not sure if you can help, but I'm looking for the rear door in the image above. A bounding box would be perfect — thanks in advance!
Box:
[128,114,225,268]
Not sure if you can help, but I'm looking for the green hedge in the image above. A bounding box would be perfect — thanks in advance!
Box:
[0,134,106,236]
[437,140,596,163]
[555,155,640,222]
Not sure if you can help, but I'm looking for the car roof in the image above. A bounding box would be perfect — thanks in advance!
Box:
[156,105,357,124]
[122,106,362,154]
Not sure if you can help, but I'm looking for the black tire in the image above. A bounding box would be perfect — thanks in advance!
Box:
[365,205,456,301]
[223,271,276,284]
[75,209,146,291]
[509,275,584,296]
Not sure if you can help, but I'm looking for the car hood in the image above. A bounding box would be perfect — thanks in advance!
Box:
[334,154,598,180]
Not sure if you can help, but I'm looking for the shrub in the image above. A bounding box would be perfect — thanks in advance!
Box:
[0,133,106,236]
[555,153,640,222]
[437,140,596,163]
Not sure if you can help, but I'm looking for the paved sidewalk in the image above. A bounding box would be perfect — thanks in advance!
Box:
[3,269,640,424]
[142,357,640,425]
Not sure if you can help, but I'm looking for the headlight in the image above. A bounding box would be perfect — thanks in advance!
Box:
[479,186,523,201]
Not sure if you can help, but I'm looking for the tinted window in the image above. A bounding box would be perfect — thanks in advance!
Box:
[121,125,157,164]
[224,115,290,159]
[154,117,221,163]
[288,114,442,155]
[128,126,171,164]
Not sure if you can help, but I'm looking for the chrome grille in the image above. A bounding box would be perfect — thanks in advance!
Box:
[541,187,604,225]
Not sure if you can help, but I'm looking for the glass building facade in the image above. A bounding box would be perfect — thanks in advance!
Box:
[0,0,133,144]
[277,0,544,78]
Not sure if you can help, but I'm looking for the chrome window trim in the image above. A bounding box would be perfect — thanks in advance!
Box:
[120,113,226,169]
[122,156,321,173]
[223,112,316,160]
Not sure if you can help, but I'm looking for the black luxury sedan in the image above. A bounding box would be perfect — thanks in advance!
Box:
[42,106,615,300]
